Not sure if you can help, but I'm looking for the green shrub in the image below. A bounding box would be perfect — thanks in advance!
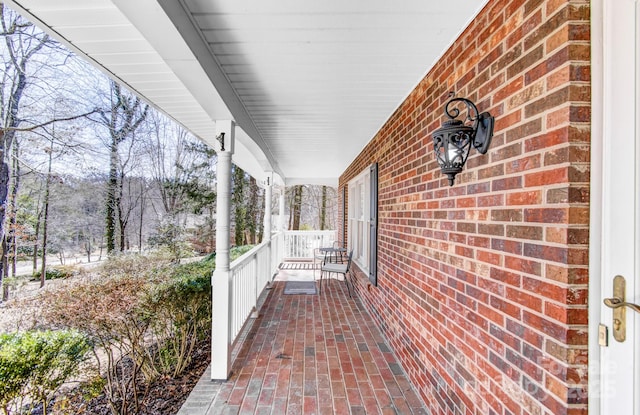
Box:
[36,248,253,413]
[147,220,193,262]
[140,247,252,377]
[0,330,90,415]
[202,244,254,264]
[97,253,172,280]
[31,265,78,281]
[231,244,255,259]
[142,258,214,377]
[40,255,211,412]
[42,273,154,415]
[2,276,20,291]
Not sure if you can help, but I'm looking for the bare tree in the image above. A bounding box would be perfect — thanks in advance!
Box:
[284,185,337,231]
[118,176,149,253]
[0,5,69,297]
[97,81,149,254]
[246,176,264,243]
[309,185,338,230]
[320,185,327,230]
[116,133,148,252]
[7,138,19,277]
[232,165,246,245]
[144,112,217,254]
[146,114,191,216]
[38,136,54,285]
[0,5,51,296]
[289,185,303,230]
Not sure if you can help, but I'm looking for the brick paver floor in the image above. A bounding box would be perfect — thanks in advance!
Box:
[181,270,427,415]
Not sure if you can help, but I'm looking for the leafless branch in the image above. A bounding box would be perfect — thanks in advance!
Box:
[3,108,99,132]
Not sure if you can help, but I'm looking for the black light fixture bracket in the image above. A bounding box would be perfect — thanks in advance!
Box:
[443,97,494,154]
[216,132,225,151]
[432,95,495,186]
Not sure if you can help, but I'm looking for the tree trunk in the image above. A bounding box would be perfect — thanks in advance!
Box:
[138,188,145,254]
[246,177,258,244]
[291,185,303,230]
[208,211,215,252]
[288,191,293,230]
[1,237,7,301]
[32,210,41,274]
[85,230,92,262]
[8,141,20,277]
[320,185,327,230]
[0,67,29,293]
[0,9,49,297]
[117,171,128,252]
[101,82,149,254]
[40,144,53,288]
[256,189,265,244]
[105,139,118,254]
[31,188,43,274]
[0,155,8,300]
[118,203,126,253]
[232,166,246,245]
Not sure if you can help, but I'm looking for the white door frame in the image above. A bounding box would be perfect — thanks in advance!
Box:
[588,0,603,409]
[590,0,639,413]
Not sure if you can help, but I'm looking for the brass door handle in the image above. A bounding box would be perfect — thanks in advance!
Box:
[603,275,639,343]
[603,296,640,313]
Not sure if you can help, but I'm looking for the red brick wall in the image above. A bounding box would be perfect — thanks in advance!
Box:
[339,0,590,414]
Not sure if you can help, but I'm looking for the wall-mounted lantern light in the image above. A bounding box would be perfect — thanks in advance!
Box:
[432,95,494,186]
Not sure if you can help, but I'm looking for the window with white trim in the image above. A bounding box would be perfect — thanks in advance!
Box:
[348,163,378,285]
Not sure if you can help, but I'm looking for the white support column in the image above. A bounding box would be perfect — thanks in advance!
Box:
[211,120,235,381]
[278,190,285,231]
[261,174,273,292]
[263,174,273,239]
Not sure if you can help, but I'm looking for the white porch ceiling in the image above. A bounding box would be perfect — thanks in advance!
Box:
[8,0,488,186]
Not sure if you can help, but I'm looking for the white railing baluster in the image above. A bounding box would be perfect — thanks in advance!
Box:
[282,230,337,260]
[227,232,283,346]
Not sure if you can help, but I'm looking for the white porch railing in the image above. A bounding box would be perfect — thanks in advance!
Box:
[283,230,337,260]
[272,231,284,270]
[228,232,282,344]
[219,230,336,376]
[226,230,334,344]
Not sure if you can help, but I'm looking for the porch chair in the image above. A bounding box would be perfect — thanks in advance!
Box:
[313,241,340,279]
[319,249,354,297]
